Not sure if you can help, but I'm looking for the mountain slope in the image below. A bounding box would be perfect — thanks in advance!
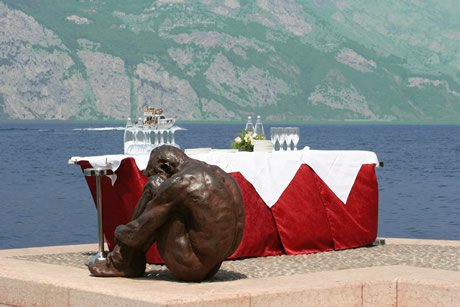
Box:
[1,0,459,122]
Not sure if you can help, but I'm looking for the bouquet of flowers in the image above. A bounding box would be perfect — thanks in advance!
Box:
[231,130,265,152]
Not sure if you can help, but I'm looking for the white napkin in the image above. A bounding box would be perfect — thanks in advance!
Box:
[302,150,379,204]
[251,151,304,207]
[69,154,127,184]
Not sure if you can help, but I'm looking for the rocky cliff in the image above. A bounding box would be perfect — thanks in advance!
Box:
[1,0,459,122]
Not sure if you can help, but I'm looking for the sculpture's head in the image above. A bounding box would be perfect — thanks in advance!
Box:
[142,145,188,178]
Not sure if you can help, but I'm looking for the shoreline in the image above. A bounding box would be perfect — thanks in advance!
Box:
[2,119,460,126]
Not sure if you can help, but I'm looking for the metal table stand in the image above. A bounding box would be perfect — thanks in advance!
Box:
[83,167,113,265]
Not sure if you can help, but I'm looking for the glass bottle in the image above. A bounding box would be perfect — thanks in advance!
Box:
[254,115,265,137]
[245,116,254,132]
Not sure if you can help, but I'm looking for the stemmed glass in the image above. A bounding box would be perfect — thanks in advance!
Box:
[153,130,160,146]
[285,128,294,151]
[136,127,147,153]
[278,128,286,151]
[159,130,165,145]
[291,127,299,150]
[270,127,279,151]
[169,129,177,147]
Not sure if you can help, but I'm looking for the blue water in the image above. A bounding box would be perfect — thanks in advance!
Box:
[1,121,459,249]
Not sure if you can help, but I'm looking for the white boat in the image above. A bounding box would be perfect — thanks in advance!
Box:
[141,107,175,129]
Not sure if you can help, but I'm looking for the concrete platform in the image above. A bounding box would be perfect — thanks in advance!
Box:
[1,238,459,306]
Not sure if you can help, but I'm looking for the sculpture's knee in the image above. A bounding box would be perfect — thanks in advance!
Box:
[115,224,143,247]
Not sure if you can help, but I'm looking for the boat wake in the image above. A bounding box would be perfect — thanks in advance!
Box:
[73,126,187,131]
[73,127,125,131]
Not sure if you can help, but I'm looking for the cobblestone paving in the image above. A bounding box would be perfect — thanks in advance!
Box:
[11,244,460,282]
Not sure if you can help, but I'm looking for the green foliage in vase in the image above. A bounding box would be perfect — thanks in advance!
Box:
[232,130,265,152]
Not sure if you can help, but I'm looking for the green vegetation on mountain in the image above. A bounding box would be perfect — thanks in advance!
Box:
[1,0,459,122]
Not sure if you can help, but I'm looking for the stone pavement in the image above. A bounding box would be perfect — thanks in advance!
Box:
[10,238,460,281]
[1,238,459,306]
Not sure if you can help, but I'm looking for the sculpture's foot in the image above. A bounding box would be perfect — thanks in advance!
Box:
[87,257,144,278]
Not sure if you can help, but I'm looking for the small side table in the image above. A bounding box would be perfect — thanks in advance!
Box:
[83,167,113,265]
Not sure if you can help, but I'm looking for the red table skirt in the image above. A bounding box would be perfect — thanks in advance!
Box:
[77,158,378,263]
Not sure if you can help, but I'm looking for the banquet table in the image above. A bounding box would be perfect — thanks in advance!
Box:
[69,149,381,263]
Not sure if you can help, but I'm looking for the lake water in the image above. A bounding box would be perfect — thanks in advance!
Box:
[1,121,459,249]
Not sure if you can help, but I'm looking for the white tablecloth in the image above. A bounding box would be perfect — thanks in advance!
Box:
[70,149,379,207]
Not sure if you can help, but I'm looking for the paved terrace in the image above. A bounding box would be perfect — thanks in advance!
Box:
[1,238,459,306]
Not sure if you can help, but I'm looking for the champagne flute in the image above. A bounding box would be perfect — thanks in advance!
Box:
[270,127,279,151]
[278,128,286,151]
[153,129,159,146]
[291,127,299,150]
[159,129,165,145]
[170,128,178,147]
[285,127,294,151]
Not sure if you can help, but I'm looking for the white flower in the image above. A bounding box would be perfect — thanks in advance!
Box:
[244,134,253,143]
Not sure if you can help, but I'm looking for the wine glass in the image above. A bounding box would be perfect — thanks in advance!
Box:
[153,129,160,146]
[134,127,146,154]
[159,129,165,145]
[270,127,279,151]
[285,128,294,151]
[278,128,286,151]
[169,129,176,147]
[291,127,299,150]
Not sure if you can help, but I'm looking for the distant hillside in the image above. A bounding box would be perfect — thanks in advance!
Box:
[1,0,459,122]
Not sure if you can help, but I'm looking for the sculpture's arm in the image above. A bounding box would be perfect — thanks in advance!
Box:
[116,173,189,247]
[131,175,165,220]
[116,199,172,247]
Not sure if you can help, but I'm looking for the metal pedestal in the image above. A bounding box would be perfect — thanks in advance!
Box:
[83,167,113,265]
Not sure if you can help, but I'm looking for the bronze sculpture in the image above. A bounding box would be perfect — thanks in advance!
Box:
[88,145,245,281]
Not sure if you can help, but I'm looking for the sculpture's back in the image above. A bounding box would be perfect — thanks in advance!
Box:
[155,159,245,281]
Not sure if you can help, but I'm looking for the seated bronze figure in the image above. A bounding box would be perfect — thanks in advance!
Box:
[88,145,245,281]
